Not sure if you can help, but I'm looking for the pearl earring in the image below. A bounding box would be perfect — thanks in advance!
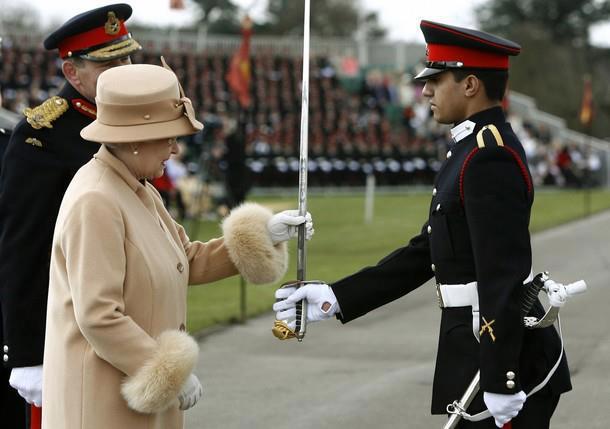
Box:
[133,147,139,155]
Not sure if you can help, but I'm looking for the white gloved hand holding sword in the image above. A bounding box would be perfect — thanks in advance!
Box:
[273,282,339,331]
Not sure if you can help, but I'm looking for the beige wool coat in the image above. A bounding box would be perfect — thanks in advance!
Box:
[43,145,287,429]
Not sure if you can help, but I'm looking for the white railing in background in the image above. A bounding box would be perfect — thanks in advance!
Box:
[509,91,610,187]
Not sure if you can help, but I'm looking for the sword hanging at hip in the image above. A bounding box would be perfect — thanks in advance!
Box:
[443,272,587,429]
[271,0,311,342]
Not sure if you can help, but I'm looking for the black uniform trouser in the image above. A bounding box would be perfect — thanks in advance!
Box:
[456,393,560,429]
[1,311,27,428]
[1,363,27,428]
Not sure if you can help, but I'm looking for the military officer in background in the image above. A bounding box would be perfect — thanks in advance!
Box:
[273,21,571,428]
[0,126,26,428]
[0,4,141,426]
[1,42,27,429]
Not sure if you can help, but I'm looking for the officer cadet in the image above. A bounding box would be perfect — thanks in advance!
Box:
[0,4,141,425]
[273,20,571,428]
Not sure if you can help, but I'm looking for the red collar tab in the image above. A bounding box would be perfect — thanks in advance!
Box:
[71,98,97,119]
[59,19,128,59]
[427,43,509,69]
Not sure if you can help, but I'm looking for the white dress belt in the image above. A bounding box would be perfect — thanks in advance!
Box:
[437,270,533,310]
[436,270,533,342]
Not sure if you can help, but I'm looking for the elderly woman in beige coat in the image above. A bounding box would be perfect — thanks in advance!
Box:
[42,63,312,429]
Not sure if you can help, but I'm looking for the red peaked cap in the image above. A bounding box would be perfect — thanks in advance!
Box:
[43,3,141,62]
[414,20,521,81]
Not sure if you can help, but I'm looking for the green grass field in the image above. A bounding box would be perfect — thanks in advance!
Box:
[186,188,610,332]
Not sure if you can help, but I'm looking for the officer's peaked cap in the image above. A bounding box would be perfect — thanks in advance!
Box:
[43,3,141,62]
[414,20,521,81]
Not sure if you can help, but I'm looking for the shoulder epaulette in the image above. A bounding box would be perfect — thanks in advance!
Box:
[24,96,69,130]
[475,124,504,148]
[461,123,532,202]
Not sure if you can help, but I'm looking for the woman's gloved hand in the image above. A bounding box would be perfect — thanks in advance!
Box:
[178,373,203,410]
[267,210,314,244]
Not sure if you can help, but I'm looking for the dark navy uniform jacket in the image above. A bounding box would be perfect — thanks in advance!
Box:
[0,128,8,165]
[0,83,98,368]
[331,106,571,415]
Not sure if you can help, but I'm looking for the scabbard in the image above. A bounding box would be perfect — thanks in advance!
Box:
[444,371,480,429]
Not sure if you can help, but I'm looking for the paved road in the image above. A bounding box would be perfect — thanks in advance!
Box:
[186,211,610,429]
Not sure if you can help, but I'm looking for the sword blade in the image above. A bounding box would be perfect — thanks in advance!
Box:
[294,0,311,341]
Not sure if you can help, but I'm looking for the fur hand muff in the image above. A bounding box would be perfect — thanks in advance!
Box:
[121,331,198,413]
[222,203,288,284]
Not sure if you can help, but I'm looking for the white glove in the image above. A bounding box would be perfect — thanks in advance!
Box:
[177,374,203,411]
[273,282,339,330]
[9,365,43,407]
[484,390,526,428]
[544,279,568,307]
[267,210,314,244]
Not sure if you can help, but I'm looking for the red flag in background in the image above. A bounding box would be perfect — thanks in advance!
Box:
[169,0,185,9]
[579,74,593,128]
[226,17,252,108]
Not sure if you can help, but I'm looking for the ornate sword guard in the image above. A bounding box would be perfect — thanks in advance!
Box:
[271,280,319,341]
[523,275,587,329]
[272,320,297,340]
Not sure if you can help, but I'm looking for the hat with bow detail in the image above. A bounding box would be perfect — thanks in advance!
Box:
[81,60,203,143]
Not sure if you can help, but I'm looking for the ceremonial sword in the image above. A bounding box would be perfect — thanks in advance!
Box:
[443,272,587,429]
[272,0,311,341]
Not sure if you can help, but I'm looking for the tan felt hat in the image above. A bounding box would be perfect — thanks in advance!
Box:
[81,61,203,143]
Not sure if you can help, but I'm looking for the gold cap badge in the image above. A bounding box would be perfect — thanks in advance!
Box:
[105,11,120,35]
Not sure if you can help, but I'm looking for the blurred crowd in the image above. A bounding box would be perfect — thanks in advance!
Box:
[0,42,602,217]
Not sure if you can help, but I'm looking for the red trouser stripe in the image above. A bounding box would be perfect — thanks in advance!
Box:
[30,406,41,429]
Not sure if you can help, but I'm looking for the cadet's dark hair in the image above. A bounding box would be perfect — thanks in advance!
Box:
[450,69,509,102]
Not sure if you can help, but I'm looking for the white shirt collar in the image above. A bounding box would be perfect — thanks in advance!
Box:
[450,120,476,143]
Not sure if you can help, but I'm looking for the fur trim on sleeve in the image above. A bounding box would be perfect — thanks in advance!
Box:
[121,331,198,413]
[222,202,288,284]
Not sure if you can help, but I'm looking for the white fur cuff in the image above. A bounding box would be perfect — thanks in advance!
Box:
[121,331,198,413]
[222,202,288,284]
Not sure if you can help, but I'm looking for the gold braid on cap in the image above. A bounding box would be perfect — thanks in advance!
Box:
[160,56,201,130]
[85,38,142,60]
[24,96,69,129]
